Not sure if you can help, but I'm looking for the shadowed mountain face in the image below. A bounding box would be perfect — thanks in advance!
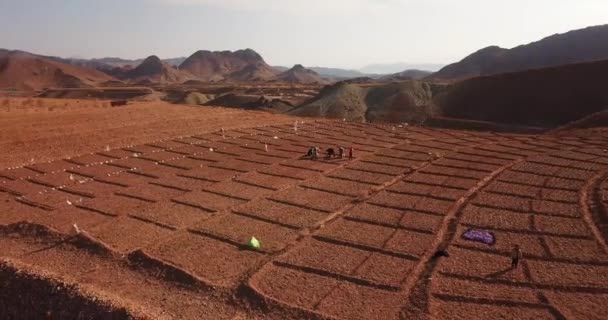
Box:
[432,24,608,80]
[433,59,608,127]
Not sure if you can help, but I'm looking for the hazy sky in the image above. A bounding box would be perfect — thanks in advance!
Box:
[1,0,607,69]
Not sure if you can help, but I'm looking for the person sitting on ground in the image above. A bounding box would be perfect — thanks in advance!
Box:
[311,146,319,160]
[326,148,336,160]
[304,147,313,158]
[338,146,345,159]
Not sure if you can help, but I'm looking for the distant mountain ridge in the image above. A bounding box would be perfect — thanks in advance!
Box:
[432,24,608,79]
[278,64,327,84]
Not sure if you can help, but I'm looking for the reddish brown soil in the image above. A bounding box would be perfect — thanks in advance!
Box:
[0,99,297,168]
[2,112,608,319]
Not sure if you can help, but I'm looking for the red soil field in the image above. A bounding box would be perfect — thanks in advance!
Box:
[1,100,608,319]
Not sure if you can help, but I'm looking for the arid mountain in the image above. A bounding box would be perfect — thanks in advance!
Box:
[179,49,274,81]
[226,61,278,82]
[379,69,433,81]
[288,81,434,123]
[432,59,608,127]
[433,24,608,79]
[120,55,193,83]
[0,50,113,90]
[278,64,327,84]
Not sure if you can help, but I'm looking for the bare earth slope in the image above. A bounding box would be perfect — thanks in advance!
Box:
[2,104,608,319]
[0,99,296,168]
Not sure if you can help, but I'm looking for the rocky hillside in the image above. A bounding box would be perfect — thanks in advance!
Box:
[278,65,327,84]
[432,24,608,79]
[0,50,113,90]
[120,55,193,84]
[288,81,434,123]
[179,49,276,81]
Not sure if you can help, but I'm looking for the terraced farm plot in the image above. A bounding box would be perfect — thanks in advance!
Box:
[2,118,608,320]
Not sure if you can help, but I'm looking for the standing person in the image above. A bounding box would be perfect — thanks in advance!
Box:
[338,146,345,159]
[311,146,318,160]
[349,147,354,160]
[511,245,522,269]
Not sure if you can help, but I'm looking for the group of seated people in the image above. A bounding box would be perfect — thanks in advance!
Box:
[304,146,353,160]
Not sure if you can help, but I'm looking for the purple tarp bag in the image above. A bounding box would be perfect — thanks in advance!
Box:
[461,228,496,246]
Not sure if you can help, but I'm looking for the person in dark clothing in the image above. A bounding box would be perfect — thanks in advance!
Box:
[511,245,522,268]
[326,148,336,160]
[349,147,354,160]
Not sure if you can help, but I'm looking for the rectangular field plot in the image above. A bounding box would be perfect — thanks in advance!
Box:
[359,156,422,169]
[0,179,48,196]
[369,191,453,215]
[279,159,340,173]
[460,205,532,231]
[234,172,298,191]
[146,231,265,288]
[0,167,40,180]
[258,164,322,181]
[317,218,396,249]
[485,181,540,198]
[232,198,328,228]
[191,212,298,252]
[87,216,174,253]
[531,200,581,217]
[115,183,185,203]
[203,180,274,200]
[268,187,353,213]
[534,215,590,237]
[420,165,489,180]
[129,201,213,229]
[66,153,116,166]
[431,300,556,320]
[436,247,528,282]
[209,159,267,173]
[177,166,239,183]
[346,161,406,176]
[498,171,547,186]
[75,194,151,216]
[472,192,531,212]
[25,160,75,174]
[387,181,465,201]
[278,237,372,276]
[301,177,373,197]
[527,260,608,287]
[376,149,432,161]
[431,274,541,304]
[445,153,512,166]
[67,163,124,179]
[315,282,403,320]
[543,237,608,261]
[171,190,246,213]
[434,158,499,172]
[543,292,608,320]
[328,168,394,185]
[347,203,443,233]
[250,264,339,310]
